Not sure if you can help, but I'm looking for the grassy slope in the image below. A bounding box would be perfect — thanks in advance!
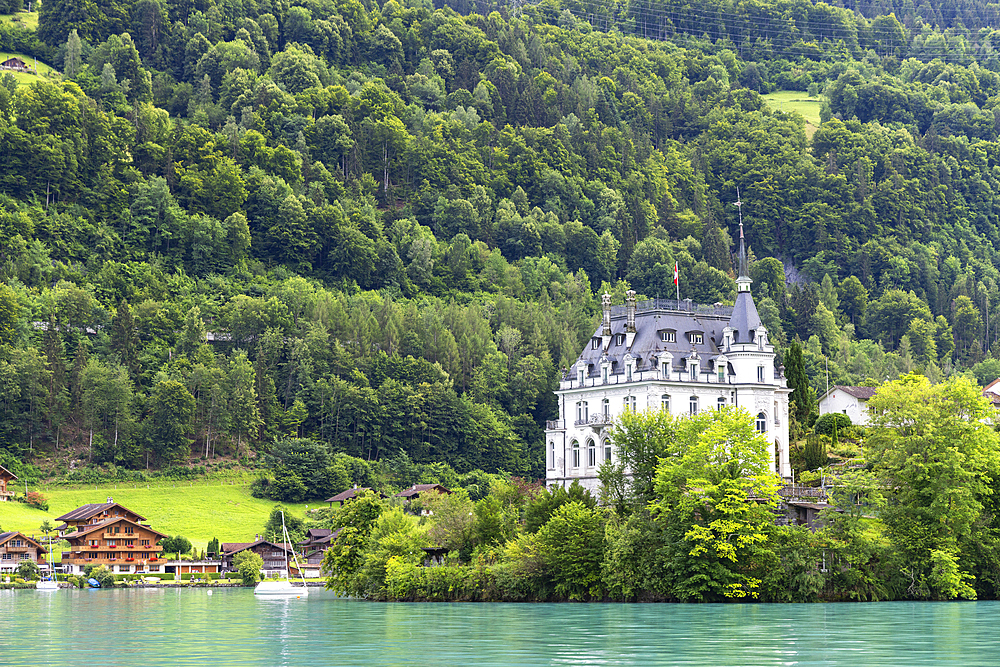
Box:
[0,479,313,552]
[0,10,38,31]
[761,90,825,138]
[0,48,60,86]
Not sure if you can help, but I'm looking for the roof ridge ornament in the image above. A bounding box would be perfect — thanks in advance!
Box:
[734,188,752,293]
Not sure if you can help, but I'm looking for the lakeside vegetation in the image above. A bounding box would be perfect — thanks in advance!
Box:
[320,376,1000,603]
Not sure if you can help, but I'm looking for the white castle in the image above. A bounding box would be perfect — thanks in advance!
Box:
[545,226,792,491]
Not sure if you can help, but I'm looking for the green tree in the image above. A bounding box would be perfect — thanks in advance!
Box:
[838,276,868,326]
[234,550,263,585]
[784,340,814,425]
[226,350,260,457]
[649,408,782,601]
[146,380,196,463]
[160,535,192,558]
[600,406,680,513]
[0,284,19,347]
[17,559,40,581]
[537,501,605,600]
[866,375,999,600]
[64,29,83,79]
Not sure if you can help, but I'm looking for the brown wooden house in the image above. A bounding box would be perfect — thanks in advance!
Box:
[0,531,47,573]
[55,499,166,575]
[55,498,146,535]
[0,464,15,501]
[221,539,298,577]
[0,57,29,72]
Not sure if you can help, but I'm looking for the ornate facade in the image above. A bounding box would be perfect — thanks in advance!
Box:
[545,231,791,492]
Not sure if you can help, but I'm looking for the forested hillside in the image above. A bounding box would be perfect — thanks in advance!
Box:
[4,0,1000,490]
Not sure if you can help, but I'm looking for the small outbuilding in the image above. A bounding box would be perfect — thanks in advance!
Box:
[394,484,451,500]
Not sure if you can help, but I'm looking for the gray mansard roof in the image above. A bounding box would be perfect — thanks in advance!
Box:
[576,300,736,374]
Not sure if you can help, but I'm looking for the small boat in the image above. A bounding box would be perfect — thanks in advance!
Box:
[254,511,309,598]
[253,580,306,597]
[36,533,60,591]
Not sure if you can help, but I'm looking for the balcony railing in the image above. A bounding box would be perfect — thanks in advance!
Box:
[545,419,565,430]
[574,414,612,427]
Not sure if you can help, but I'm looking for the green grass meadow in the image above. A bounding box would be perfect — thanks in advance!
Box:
[0,11,39,31]
[0,478,313,552]
[761,90,825,137]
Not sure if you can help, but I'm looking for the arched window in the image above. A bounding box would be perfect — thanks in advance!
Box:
[689,396,698,415]
[661,394,670,413]
[548,441,555,469]
[717,396,726,410]
[602,398,610,421]
[604,441,612,462]
[588,439,596,467]
[572,441,580,468]
[756,412,767,433]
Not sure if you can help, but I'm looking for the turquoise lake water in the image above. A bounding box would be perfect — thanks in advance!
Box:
[2,588,999,666]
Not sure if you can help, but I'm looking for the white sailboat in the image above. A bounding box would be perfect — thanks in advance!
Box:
[36,534,59,591]
[254,511,308,598]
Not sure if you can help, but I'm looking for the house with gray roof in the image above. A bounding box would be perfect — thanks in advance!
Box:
[817,385,878,426]
[545,227,791,491]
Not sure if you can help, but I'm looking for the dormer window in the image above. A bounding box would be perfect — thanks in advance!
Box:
[578,368,584,385]
[660,330,676,342]
[689,333,703,345]
[615,333,626,346]
[592,338,601,350]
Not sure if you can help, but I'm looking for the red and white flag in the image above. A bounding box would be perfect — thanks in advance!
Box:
[673,261,679,285]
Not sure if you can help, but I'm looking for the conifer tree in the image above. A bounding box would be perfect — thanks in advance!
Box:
[784,340,814,425]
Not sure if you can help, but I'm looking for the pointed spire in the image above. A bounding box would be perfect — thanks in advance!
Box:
[734,189,752,293]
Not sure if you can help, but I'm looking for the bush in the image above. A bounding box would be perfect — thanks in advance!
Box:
[814,413,852,436]
[24,490,48,511]
[803,434,831,471]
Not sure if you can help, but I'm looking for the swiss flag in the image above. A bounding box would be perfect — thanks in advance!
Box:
[673,261,679,285]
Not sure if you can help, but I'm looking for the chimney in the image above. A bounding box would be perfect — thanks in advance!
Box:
[107,497,113,504]
[625,290,637,348]
[601,293,612,350]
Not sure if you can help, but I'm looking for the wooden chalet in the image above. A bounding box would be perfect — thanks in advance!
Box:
[296,528,339,576]
[0,531,47,573]
[0,57,30,72]
[0,464,15,501]
[221,539,298,577]
[55,499,166,574]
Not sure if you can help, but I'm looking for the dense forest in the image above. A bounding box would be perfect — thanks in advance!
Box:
[6,0,1000,493]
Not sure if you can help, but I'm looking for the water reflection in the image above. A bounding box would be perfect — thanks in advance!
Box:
[2,590,999,666]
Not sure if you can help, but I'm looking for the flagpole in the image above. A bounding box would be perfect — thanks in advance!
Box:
[674,261,679,301]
